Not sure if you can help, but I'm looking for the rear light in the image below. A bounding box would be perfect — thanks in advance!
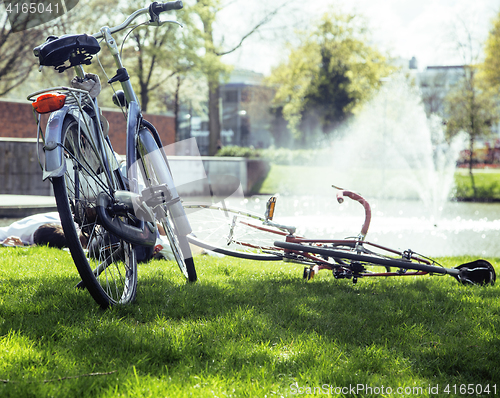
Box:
[32,93,66,114]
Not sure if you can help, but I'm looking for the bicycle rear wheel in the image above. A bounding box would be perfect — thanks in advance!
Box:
[183,203,285,261]
[52,116,137,308]
[136,128,197,282]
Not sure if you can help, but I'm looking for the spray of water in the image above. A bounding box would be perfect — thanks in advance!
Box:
[330,73,463,220]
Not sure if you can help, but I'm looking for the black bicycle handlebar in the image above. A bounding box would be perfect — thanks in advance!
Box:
[152,1,183,13]
[149,1,183,24]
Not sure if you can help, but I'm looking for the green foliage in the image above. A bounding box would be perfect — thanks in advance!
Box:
[481,10,500,89]
[115,0,205,113]
[444,68,498,141]
[0,4,48,95]
[0,247,499,397]
[216,145,332,165]
[266,10,393,145]
[215,145,259,158]
[191,0,233,84]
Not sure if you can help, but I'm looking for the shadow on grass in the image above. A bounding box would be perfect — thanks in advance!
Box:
[1,256,499,393]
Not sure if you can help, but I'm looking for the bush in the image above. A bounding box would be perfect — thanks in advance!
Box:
[215,146,261,158]
[216,146,331,166]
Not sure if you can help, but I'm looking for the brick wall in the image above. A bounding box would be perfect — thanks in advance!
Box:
[0,99,176,195]
[0,99,175,155]
[0,100,41,139]
[102,110,176,154]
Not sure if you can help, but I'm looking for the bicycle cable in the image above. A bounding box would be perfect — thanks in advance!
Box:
[94,21,147,119]
[119,22,148,59]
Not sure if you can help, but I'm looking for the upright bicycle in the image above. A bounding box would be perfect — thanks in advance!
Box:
[184,190,496,286]
[28,1,196,308]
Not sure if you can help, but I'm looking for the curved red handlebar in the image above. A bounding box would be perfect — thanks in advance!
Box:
[336,190,372,240]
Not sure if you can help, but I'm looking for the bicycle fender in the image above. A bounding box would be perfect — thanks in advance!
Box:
[42,106,95,180]
[137,127,192,236]
[42,106,70,180]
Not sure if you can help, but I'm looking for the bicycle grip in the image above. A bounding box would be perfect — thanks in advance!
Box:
[156,1,183,12]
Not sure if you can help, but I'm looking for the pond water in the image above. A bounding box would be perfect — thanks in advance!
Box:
[2,195,499,257]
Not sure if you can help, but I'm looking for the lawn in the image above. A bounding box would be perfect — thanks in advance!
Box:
[454,168,500,201]
[0,246,499,397]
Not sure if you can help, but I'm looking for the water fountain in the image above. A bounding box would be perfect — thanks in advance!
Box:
[242,74,500,257]
[329,73,462,218]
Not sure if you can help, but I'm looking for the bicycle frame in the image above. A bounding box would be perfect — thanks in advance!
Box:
[186,193,466,280]
[29,4,187,245]
[262,193,462,279]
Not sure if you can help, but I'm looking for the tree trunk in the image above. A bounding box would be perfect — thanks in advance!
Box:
[140,82,149,114]
[468,135,477,198]
[208,79,221,155]
[174,75,181,141]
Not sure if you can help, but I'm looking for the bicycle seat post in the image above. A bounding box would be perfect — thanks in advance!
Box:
[74,64,86,79]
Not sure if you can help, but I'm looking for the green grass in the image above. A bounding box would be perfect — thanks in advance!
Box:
[454,169,500,201]
[0,246,499,397]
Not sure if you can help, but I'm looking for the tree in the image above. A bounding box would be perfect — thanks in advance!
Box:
[193,0,286,155]
[266,11,392,146]
[193,0,227,155]
[0,0,86,97]
[97,0,203,113]
[444,67,498,198]
[444,17,499,199]
[481,10,500,88]
[29,0,204,113]
[0,9,46,95]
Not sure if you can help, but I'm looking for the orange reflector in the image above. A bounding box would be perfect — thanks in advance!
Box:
[32,93,66,114]
[265,196,276,220]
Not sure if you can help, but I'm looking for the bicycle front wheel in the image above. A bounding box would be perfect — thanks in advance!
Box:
[52,116,137,308]
[183,203,285,261]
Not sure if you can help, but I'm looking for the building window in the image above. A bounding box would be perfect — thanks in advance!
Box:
[224,90,238,103]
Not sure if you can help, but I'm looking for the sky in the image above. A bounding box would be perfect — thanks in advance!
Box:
[219,0,500,76]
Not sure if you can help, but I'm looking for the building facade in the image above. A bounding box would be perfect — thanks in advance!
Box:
[177,69,275,155]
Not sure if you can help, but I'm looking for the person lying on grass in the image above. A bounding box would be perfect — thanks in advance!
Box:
[0,212,175,260]
[0,212,65,248]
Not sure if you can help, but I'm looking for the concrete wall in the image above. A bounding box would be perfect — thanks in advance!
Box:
[164,157,269,197]
[0,139,270,197]
[0,138,52,196]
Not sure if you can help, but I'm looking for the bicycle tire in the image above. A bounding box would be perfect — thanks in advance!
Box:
[136,128,197,282]
[183,203,285,261]
[52,116,138,308]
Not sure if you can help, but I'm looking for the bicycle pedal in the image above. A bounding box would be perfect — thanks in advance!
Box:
[303,266,318,280]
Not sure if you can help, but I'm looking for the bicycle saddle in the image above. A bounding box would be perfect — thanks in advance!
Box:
[34,34,101,73]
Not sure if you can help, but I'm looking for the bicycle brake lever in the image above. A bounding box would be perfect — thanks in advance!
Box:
[147,19,183,28]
